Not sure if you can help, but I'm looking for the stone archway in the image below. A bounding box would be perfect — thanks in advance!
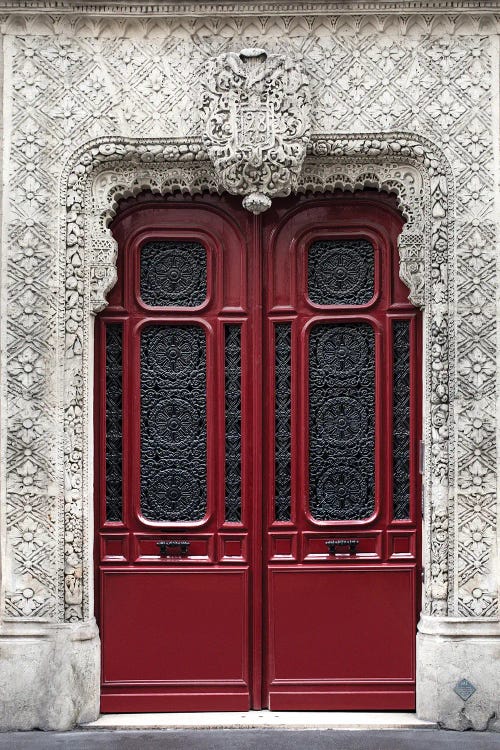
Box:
[63,134,452,631]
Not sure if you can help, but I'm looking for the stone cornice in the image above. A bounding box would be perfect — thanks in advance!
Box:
[0,0,500,15]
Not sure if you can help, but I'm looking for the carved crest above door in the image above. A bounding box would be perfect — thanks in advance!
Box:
[201,48,311,213]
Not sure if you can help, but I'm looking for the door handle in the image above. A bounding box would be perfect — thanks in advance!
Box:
[326,539,359,556]
[156,540,190,557]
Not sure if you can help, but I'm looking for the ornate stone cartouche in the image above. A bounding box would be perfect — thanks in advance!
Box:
[201,47,311,213]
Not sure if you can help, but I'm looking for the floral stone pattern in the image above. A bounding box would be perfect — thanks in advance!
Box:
[2,22,497,627]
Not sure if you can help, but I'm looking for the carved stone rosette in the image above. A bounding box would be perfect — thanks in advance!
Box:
[201,48,310,213]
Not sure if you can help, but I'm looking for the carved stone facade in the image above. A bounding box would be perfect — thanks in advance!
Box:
[0,0,499,733]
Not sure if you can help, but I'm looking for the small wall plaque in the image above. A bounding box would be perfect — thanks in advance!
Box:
[454,679,476,701]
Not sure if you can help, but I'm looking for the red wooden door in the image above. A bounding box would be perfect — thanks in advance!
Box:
[262,195,421,710]
[96,192,421,713]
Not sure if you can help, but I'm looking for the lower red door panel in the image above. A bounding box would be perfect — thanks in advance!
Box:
[267,566,416,710]
[269,690,415,711]
[101,569,250,712]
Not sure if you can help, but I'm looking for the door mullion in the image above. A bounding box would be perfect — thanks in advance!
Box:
[249,212,265,709]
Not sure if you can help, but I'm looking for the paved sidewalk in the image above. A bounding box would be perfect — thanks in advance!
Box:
[1,730,500,750]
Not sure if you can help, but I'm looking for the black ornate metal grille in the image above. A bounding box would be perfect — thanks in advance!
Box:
[140,240,207,307]
[392,320,411,520]
[309,323,375,521]
[275,323,292,521]
[225,325,241,523]
[140,325,207,522]
[105,324,123,522]
[308,239,374,306]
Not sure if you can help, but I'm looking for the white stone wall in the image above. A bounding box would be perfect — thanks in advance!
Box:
[0,0,499,731]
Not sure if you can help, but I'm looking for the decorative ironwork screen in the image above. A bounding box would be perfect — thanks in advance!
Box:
[309,323,375,521]
[392,320,411,519]
[140,325,207,522]
[105,323,123,522]
[140,240,207,307]
[225,325,242,522]
[308,239,374,306]
[274,323,292,521]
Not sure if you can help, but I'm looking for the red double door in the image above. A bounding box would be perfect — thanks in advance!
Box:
[96,191,421,713]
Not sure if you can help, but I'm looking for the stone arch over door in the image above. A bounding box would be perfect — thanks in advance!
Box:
[60,133,455,629]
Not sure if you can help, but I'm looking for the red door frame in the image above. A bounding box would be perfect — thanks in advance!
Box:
[94,190,422,712]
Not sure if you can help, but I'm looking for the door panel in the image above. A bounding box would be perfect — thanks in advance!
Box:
[268,567,415,679]
[262,195,420,709]
[139,323,208,523]
[307,320,376,521]
[97,198,255,711]
[101,569,248,711]
[96,192,421,712]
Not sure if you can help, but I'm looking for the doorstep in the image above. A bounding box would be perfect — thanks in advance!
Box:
[82,711,436,730]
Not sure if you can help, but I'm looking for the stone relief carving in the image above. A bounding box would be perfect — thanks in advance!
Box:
[71,136,444,625]
[201,48,310,213]
[1,6,500,39]
[1,1,500,13]
[2,30,497,626]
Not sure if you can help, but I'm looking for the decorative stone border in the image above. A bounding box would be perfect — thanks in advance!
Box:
[56,133,458,623]
[2,7,500,41]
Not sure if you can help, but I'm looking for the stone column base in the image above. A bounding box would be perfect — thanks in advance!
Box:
[417,616,500,730]
[0,619,100,731]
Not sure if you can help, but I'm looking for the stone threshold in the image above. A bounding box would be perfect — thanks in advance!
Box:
[83,711,436,731]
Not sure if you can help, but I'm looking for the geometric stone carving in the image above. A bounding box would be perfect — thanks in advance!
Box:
[2,27,497,636]
[201,48,310,214]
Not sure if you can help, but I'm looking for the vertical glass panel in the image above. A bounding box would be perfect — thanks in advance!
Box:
[105,324,123,522]
[225,325,241,523]
[308,239,374,305]
[275,323,292,521]
[140,325,207,522]
[140,240,207,307]
[393,320,411,520]
[309,323,375,521]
